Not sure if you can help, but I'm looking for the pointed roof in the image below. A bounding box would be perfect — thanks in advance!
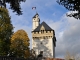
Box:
[33,13,39,18]
[32,21,53,32]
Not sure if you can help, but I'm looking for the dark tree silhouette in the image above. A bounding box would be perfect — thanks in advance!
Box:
[0,7,13,56]
[57,0,80,19]
[0,0,26,15]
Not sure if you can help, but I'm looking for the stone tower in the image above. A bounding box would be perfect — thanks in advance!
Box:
[32,13,56,58]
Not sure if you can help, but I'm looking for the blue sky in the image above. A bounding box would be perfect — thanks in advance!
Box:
[7,0,80,59]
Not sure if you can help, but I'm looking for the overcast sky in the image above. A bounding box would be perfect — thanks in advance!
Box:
[7,0,80,58]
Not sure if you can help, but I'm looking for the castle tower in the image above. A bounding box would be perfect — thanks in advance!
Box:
[32,13,56,58]
[32,13,40,31]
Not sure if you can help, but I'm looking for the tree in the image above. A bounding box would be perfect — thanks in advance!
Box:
[10,29,30,58]
[65,52,75,60]
[0,0,26,15]
[57,0,80,19]
[29,49,36,59]
[65,51,80,60]
[0,7,13,56]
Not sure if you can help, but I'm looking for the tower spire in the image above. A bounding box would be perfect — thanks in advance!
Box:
[32,13,40,30]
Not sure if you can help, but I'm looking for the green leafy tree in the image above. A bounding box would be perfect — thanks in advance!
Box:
[57,0,80,19]
[10,29,30,58]
[0,7,13,56]
[0,0,26,15]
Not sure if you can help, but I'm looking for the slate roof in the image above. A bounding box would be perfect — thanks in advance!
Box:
[32,21,53,32]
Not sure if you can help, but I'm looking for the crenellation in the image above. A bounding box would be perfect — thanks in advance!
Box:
[32,33,53,38]
[48,31,50,33]
[33,36,54,39]
[36,32,38,34]
[44,31,46,33]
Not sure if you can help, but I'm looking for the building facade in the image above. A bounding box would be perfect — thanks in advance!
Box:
[32,13,56,58]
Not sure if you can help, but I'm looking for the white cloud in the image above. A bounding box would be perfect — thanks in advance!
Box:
[37,11,79,58]
[45,13,80,58]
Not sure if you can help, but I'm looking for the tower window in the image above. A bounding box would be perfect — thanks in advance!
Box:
[46,31,47,33]
[34,19,35,20]
[43,36,45,39]
[41,30,44,34]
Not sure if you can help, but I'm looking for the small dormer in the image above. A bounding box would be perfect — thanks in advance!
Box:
[40,25,45,34]
[40,25,45,31]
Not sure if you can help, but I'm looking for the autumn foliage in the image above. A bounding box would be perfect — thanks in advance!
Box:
[10,29,30,58]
